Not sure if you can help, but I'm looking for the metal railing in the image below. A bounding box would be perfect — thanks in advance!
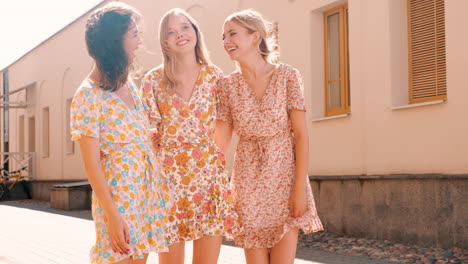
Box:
[0,152,35,179]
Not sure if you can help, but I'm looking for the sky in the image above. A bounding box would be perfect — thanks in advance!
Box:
[0,0,103,70]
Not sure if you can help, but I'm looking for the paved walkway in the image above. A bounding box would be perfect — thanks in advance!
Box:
[0,201,397,264]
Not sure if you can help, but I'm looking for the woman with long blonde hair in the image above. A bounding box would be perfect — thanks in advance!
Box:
[141,8,240,264]
[216,9,324,264]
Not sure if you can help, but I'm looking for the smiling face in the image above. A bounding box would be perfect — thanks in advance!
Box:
[222,20,259,61]
[164,13,197,56]
[123,20,141,62]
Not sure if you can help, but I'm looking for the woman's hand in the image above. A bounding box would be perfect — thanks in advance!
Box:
[289,185,307,218]
[106,212,130,255]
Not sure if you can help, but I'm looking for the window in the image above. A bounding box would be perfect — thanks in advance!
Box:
[42,107,49,157]
[324,4,350,116]
[407,0,446,103]
[65,99,74,154]
[19,115,25,156]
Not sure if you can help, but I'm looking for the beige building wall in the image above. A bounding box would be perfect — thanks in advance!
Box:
[2,0,468,182]
[4,12,94,181]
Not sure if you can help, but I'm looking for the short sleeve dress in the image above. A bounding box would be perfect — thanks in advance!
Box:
[70,79,169,263]
[141,64,240,245]
[217,63,324,249]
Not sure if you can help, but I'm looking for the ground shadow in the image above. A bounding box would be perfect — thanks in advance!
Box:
[0,200,92,221]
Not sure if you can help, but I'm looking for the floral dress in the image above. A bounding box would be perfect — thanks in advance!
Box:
[217,63,324,249]
[71,79,169,263]
[141,64,240,245]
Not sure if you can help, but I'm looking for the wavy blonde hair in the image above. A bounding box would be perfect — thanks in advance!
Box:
[225,9,279,63]
[159,8,211,89]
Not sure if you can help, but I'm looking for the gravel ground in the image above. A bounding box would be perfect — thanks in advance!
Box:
[299,231,468,264]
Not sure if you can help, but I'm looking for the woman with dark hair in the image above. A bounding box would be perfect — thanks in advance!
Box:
[70,2,169,263]
[140,8,240,264]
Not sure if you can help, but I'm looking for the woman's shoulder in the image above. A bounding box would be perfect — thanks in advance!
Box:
[204,64,225,80]
[221,71,242,93]
[74,79,102,98]
[205,64,221,73]
[276,62,300,75]
[143,65,164,81]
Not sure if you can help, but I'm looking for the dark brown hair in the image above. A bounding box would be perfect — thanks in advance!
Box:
[85,2,141,91]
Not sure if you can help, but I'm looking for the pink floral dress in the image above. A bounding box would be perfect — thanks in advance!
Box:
[141,64,240,245]
[217,63,324,249]
[70,79,169,263]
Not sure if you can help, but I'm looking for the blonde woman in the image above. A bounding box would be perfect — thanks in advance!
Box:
[216,9,324,264]
[141,8,240,264]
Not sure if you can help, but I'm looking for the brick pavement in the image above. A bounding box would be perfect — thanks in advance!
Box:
[0,201,397,264]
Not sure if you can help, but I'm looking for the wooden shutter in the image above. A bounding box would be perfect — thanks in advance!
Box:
[408,0,447,103]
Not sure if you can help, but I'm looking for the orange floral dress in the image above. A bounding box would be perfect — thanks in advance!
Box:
[217,63,324,249]
[141,64,240,245]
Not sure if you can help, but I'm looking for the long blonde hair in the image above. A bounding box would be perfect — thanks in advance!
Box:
[159,8,211,89]
[225,9,279,63]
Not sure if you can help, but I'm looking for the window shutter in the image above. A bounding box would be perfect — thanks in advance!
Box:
[408,0,447,103]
